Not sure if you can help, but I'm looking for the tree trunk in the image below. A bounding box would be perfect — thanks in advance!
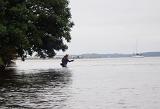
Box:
[0,65,5,72]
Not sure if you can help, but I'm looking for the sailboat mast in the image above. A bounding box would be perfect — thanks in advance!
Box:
[136,40,138,54]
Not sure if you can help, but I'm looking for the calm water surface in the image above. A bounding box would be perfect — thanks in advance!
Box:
[0,57,160,109]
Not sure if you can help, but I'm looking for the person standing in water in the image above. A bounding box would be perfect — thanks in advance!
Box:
[60,54,74,67]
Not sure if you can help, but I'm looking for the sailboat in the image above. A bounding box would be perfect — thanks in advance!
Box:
[132,53,144,58]
[132,40,144,58]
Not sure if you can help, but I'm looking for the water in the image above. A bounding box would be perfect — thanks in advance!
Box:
[0,57,160,109]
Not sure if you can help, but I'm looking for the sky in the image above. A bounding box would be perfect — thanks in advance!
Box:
[59,0,160,55]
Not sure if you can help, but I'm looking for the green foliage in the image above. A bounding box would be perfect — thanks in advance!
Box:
[0,0,74,65]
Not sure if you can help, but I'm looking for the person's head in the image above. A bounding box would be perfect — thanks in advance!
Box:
[64,54,69,58]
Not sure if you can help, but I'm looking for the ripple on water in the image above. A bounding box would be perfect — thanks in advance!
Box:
[0,68,72,109]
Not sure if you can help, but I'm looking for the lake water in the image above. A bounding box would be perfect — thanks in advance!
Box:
[0,57,160,109]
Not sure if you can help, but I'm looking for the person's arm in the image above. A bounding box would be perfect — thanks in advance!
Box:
[69,59,74,62]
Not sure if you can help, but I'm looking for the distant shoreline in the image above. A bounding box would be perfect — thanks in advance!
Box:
[15,52,160,60]
[68,52,160,59]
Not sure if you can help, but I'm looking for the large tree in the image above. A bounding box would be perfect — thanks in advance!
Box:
[0,0,74,68]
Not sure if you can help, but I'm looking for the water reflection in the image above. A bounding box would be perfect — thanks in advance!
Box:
[0,68,72,109]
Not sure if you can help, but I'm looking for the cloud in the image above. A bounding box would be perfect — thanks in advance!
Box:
[66,0,160,54]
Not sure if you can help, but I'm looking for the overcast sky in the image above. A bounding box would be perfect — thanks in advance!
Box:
[59,0,160,54]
